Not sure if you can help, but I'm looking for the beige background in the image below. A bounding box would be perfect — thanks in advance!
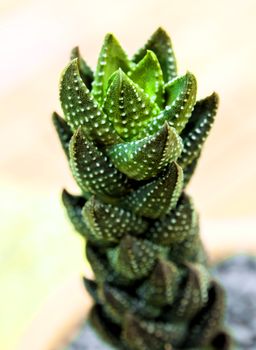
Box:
[0,1,256,349]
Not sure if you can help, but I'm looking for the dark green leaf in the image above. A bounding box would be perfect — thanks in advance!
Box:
[52,112,73,158]
[69,127,128,198]
[106,123,182,181]
[179,92,218,168]
[92,34,131,104]
[148,193,197,245]
[60,59,121,145]
[102,69,160,141]
[108,235,160,280]
[70,46,94,89]
[122,163,183,219]
[82,196,148,243]
[133,27,177,82]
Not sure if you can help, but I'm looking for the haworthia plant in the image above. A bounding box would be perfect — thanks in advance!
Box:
[53,28,232,350]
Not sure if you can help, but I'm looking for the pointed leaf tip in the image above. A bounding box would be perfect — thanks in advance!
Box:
[69,127,128,198]
[133,27,177,82]
[70,46,93,89]
[59,59,121,145]
[122,162,183,218]
[91,33,131,104]
[52,111,73,158]
[107,123,182,181]
[179,92,219,172]
[103,69,160,141]
[82,196,148,243]
[129,49,164,106]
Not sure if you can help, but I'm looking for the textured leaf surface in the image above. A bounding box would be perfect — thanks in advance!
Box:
[122,162,183,219]
[70,46,94,89]
[60,59,121,145]
[82,196,148,243]
[52,112,73,158]
[86,244,132,286]
[92,34,131,104]
[137,259,179,306]
[184,281,226,347]
[102,69,160,141]
[69,128,128,198]
[108,235,161,280]
[163,72,197,133]
[171,263,211,322]
[101,283,161,325]
[179,92,218,168]
[123,313,186,350]
[133,27,177,82]
[149,193,197,245]
[62,189,89,237]
[129,50,164,106]
[106,123,182,181]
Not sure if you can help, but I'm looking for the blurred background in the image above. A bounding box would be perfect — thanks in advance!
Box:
[0,0,256,349]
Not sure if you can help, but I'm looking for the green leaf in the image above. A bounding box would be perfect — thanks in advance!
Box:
[182,157,200,187]
[160,72,197,134]
[102,69,160,141]
[179,92,218,168]
[101,283,161,325]
[70,46,94,89]
[86,244,112,283]
[89,305,123,349]
[52,112,73,158]
[69,128,128,198]
[61,189,91,237]
[106,123,183,181]
[83,278,100,303]
[133,27,177,82]
[121,163,183,219]
[137,259,179,306]
[123,313,186,350]
[129,50,164,106]
[148,194,197,245]
[168,231,203,264]
[82,196,148,243]
[91,33,131,104]
[108,235,160,280]
[60,59,121,145]
[170,263,211,322]
[184,281,226,347]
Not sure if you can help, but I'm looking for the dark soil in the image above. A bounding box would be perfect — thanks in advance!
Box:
[67,255,256,350]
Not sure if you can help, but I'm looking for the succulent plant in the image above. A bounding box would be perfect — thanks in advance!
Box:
[53,28,232,350]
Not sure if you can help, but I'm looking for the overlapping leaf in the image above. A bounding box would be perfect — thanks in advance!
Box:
[123,313,186,350]
[92,34,131,104]
[148,193,197,245]
[103,69,160,141]
[82,196,148,243]
[60,59,121,145]
[137,259,179,306]
[107,235,161,280]
[62,189,90,237]
[133,27,177,82]
[70,46,94,89]
[122,162,183,219]
[52,112,73,158]
[179,92,218,168]
[106,123,182,181]
[129,50,164,106]
[69,128,128,198]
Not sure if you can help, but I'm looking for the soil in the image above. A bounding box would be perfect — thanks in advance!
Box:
[67,255,256,350]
